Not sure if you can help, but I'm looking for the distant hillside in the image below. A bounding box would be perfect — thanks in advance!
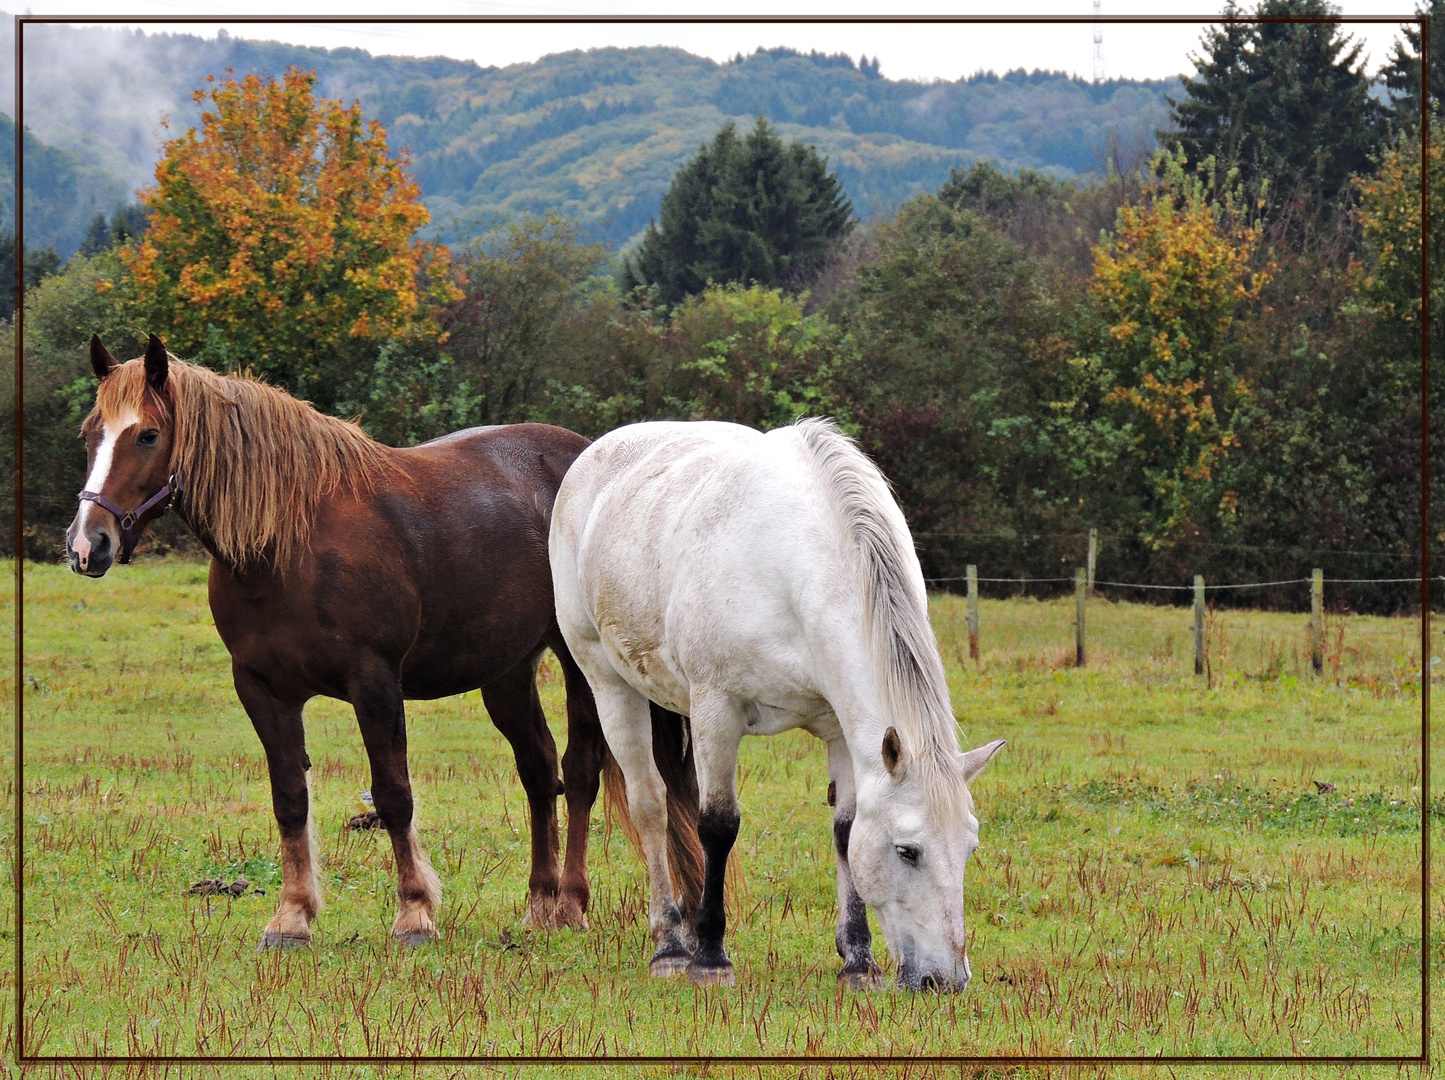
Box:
[0,114,128,257]
[10,23,1179,250]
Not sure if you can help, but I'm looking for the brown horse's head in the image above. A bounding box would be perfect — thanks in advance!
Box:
[66,334,177,576]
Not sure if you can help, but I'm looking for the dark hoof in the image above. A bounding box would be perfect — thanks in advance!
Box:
[257,931,311,950]
[550,898,589,932]
[522,893,558,930]
[392,929,438,948]
[687,962,736,987]
[649,949,692,977]
[839,960,886,991]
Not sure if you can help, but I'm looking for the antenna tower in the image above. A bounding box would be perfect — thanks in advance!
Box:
[1093,0,1105,83]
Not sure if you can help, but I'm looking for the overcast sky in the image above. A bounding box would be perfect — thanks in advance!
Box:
[18,0,1423,85]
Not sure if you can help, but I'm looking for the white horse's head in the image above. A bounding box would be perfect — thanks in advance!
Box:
[847,730,1004,992]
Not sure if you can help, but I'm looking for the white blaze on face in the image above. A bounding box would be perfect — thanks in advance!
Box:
[74,410,139,552]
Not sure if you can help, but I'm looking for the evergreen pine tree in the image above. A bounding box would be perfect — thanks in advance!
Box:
[624,116,853,305]
[1381,0,1445,125]
[1165,0,1388,202]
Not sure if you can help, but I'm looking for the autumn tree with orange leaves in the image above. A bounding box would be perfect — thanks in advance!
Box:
[125,68,457,408]
[1064,148,1271,549]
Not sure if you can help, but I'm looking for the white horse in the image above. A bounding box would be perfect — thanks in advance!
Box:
[549,418,1004,991]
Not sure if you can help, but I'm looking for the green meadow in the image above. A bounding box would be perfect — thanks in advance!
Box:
[9,557,1439,1076]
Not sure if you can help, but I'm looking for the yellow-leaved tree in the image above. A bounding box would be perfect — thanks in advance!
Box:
[124,68,458,407]
[1069,148,1272,548]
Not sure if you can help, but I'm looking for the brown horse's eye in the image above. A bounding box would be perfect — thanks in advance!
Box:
[137,429,160,447]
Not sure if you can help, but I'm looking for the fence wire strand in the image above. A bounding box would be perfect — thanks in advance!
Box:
[925,574,1441,588]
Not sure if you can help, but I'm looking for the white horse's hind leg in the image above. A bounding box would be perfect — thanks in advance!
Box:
[588,669,695,974]
[828,735,884,989]
[685,691,743,987]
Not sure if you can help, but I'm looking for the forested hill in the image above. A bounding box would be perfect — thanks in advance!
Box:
[10,21,1177,252]
[0,114,127,257]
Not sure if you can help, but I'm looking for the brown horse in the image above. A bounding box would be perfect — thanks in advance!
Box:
[65,334,703,948]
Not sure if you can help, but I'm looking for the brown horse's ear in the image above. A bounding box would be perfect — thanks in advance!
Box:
[144,334,169,390]
[881,726,906,782]
[90,335,118,380]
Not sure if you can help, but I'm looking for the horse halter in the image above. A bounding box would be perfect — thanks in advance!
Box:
[76,475,181,565]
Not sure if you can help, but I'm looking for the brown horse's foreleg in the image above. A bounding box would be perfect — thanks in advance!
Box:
[233,666,320,949]
[481,659,563,930]
[554,641,606,930]
[351,663,440,946]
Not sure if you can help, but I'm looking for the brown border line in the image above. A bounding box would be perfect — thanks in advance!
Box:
[11,9,22,1074]
[11,11,1431,1067]
[1420,8,1432,1067]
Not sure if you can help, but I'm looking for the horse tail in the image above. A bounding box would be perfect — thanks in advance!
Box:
[601,703,705,918]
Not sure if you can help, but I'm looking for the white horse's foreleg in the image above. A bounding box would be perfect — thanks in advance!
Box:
[590,672,695,974]
[828,734,883,989]
[686,692,743,987]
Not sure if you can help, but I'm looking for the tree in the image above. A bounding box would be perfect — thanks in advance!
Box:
[1165,0,1388,204]
[77,204,149,257]
[827,193,1063,578]
[623,117,854,305]
[660,284,852,431]
[1352,118,1445,559]
[123,68,457,409]
[1073,149,1271,549]
[443,213,608,426]
[0,227,63,322]
[1380,0,1445,126]
[8,248,146,557]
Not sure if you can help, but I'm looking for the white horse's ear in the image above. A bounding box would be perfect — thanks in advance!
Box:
[961,739,1006,783]
[881,726,906,781]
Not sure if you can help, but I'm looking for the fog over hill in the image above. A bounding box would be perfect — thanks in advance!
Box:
[8,21,1179,255]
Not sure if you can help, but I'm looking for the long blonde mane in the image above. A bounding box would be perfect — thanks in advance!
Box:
[793,417,971,814]
[92,356,399,570]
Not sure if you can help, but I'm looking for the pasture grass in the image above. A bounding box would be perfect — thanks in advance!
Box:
[9,557,1440,1077]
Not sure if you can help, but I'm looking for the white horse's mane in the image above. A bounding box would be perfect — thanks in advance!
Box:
[792,418,971,814]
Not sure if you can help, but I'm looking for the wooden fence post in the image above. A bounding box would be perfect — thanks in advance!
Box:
[1311,568,1324,675]
[966,565,980,661]
[1193,575,1205,676]
[1075,568,1087,667]
[1087,528,1098,597]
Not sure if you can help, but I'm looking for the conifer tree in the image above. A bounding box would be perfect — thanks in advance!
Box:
[1165,0,1388,203]
[1380,0,1445,125]
[624,116,853,305]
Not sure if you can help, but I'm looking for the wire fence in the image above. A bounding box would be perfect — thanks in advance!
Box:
[927,562,1433,682]
[924,574,1437,587]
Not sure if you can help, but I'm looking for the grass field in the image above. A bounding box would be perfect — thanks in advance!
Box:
[9,556,1441,1076]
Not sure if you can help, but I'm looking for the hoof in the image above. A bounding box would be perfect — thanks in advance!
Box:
[257,931,311,950]
[392,928,438,948]
[687,962,736,988]
[550,896,589,932]
[522,895,557,931]
[839,964,887,991]
[649,950,692,977]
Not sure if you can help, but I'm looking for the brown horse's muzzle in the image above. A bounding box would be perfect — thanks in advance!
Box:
[66,514,116,577]
[68,476,179,575]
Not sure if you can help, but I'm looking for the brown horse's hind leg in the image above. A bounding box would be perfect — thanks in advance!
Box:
[553,641,605,930]
[351,663,441,946]
[481,658,563,930]
[233,667,320,949]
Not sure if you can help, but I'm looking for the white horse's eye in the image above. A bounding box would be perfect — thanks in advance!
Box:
[895,844,919,865]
